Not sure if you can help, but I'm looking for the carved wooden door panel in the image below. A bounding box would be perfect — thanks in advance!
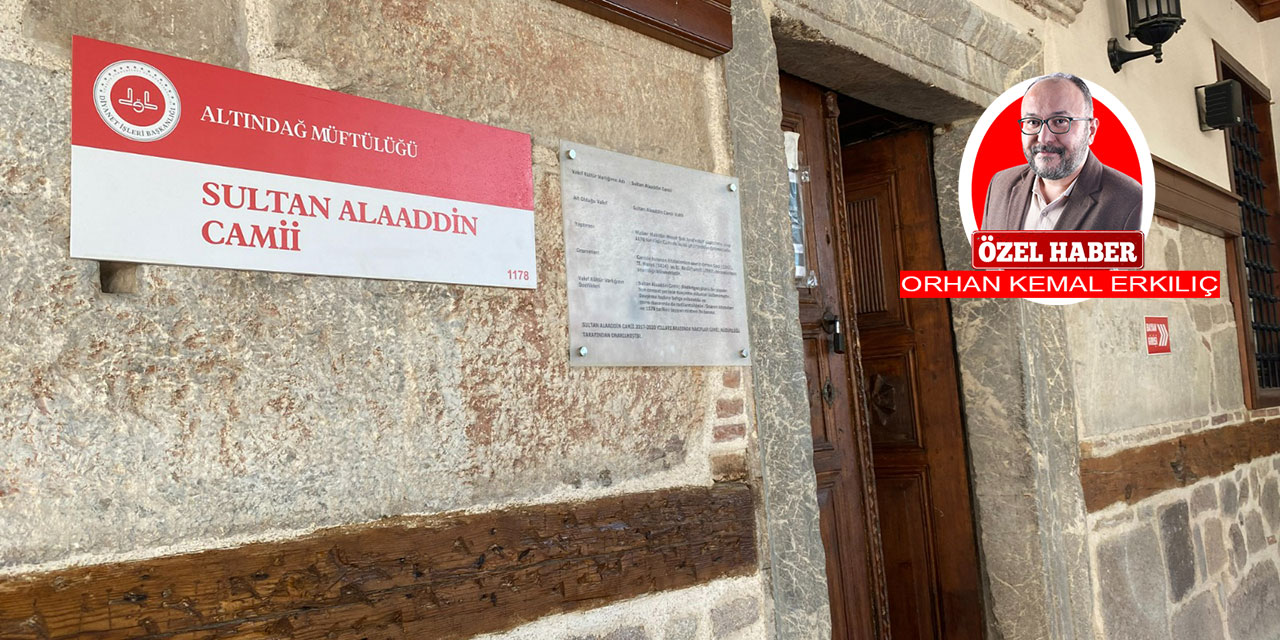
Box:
[842,129,983,640]
[780,73,885,640]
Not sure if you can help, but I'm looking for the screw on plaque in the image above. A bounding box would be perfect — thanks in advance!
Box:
[739,348,750,358]
[728,183,738,192]
[577,346,589,357]
[566,149,577,160]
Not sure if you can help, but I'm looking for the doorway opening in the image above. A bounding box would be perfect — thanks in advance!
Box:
[782,72,984,640]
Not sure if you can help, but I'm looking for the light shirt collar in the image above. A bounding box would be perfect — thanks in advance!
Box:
[1022,174,1080,231]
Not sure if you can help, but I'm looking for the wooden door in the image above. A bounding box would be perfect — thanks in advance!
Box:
[780,74,887,640]
[842,129,983,639]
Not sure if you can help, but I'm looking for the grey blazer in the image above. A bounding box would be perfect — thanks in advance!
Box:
[980,152,1142,231]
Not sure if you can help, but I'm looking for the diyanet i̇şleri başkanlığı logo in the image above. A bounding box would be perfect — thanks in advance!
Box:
[93,59,181,142]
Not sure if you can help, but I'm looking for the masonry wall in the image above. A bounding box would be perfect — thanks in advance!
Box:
[1066,221,1242,442]
[976,0,1280,637]
[0,0,770,637]
[1088,453,1280,639]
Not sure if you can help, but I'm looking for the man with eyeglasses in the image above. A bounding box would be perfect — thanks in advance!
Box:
[981,73,1142,231]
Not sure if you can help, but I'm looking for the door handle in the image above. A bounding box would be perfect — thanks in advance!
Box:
[822,311,847,355]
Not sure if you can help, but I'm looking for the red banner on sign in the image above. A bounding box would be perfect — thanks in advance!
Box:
[1145,316,1171,354]
[72,36,533,211]
[971,231,1144,269]
[899,271,1220,299]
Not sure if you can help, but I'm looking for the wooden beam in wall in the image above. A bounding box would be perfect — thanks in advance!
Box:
[1233,0,1280,22]
[552,0,733,58]
[0,484,756,639]
[1152,155,1241,238]
[1079,420,1280,512]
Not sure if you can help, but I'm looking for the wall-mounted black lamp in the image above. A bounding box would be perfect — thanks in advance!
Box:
[1108,0,1186,73]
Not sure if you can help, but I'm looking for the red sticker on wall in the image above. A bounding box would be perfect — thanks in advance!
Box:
[1145,316,1171,355]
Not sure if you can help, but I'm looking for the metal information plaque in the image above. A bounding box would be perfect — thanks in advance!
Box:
[561,141,751,367]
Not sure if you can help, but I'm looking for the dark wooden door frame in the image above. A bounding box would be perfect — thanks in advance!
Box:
[823,90,894,640]
[824,87,896,637]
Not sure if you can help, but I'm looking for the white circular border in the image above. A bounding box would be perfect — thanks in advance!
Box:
[93,59,181,142]
[957,77,1155,305]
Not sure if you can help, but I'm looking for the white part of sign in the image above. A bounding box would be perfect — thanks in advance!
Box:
[71,146,537,288]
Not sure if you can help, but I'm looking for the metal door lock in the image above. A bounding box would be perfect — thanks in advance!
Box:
[821,311,847,354]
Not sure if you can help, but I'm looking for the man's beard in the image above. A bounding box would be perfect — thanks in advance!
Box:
[1025,142,1087,181]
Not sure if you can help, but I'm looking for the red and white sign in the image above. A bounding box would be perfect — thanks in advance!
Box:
[1145,316,1171,355]
[971,231,1144,270]
[71,37,536,288]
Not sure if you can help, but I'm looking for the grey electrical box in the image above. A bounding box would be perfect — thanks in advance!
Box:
[1196,79,1243,131]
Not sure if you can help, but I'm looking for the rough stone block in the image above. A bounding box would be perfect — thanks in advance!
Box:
[1203,518,1228,577]
[1210,333,1245,412]
[1221,479,1239,517]
[23,0,248,68]
[710,596,759,638]
[603,626,648,640]
[1230,523,1248,570]
[1262,478,1280,531]
[713,423,747,442]
[716,398,744,419]
[1240,478,1252,506]
[1194,524,1207,582]
[1095,525,1169,639]
[1159,501,1196,602]
[1170,590,1226,640]
[711,453,748,483]
[663,616,698,640]
[1192,304,1214,332]
[1164,236,1183,271]
[1191,482,1218,515]
[726,1,832,637]
[1245,511,1266,554]
[722,370,741,389]
[1227,560,1280,640]
[1212,303,1230,325]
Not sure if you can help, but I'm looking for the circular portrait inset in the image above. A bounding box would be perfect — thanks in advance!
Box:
[958,73,1154,237]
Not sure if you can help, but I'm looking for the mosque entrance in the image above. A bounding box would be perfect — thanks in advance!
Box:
[781,72,983,640]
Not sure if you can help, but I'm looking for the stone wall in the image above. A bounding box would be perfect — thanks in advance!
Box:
[725,1,830,637]
[472,577,768,640]
[1068,219,1243,446]
[966,1,1280,637]
[770,0,1041,123]
[935,120,1096,640]
[1090,452,1280,639]
[0,0,760,599]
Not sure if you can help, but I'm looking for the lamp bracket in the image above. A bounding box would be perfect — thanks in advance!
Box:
[1108,38,1163,73]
